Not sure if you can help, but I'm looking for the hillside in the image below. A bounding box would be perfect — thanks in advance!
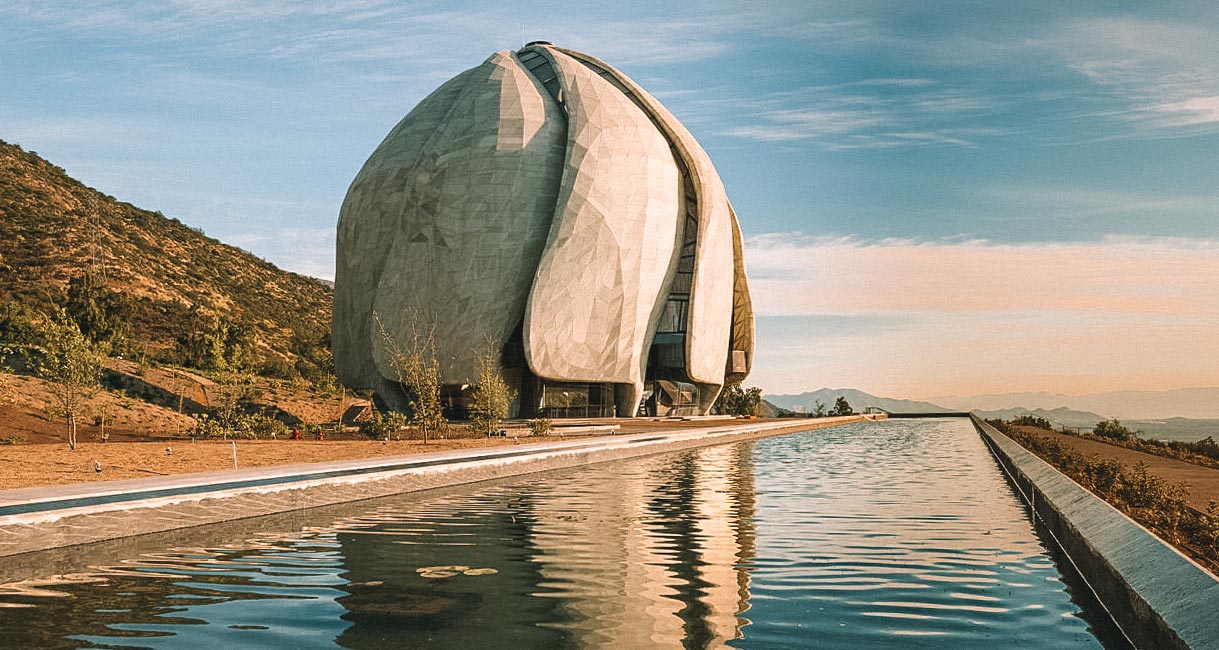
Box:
[972,406,1106,429]
[0,140,332,377]
[928,387,1219,420]
[763,387,1218,441]
[0,362,365,445]
[765,388,953,415]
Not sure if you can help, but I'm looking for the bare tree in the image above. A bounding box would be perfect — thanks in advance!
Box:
[374,312,447,443]
[95,401,112,442]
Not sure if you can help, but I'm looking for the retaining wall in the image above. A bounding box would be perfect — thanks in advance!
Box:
[973,414,1219,650]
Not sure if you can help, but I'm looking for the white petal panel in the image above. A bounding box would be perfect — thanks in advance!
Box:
[554,48,736,388]
[523,47,681,399]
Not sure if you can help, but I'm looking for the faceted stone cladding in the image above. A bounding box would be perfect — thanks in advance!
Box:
[551,47,754,410]
[522,47,681,415]
[334,44,754,415]
[335,51,566,387]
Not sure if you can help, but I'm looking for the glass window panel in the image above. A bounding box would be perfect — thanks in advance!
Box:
[671,271,692,293]
[657,299,687,332]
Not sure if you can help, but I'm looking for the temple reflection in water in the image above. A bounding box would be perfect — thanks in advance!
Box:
[332,443,757,649]
[0,420,1109,650]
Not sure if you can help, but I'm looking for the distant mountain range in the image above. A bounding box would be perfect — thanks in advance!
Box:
[926,388,1219,420]
[765,388,1106,427]
[764,388,954,415]
[969,406,1105,429]
[765,387,1219,441]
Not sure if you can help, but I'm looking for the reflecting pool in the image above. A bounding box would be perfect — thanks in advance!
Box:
[0,419,1115,648]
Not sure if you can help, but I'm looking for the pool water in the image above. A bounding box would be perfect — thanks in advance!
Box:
[0,419,1114,649]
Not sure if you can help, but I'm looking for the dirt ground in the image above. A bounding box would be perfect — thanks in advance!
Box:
[0,437,547,490]
[0,365,367,445]
[0,417,768,491]
[0,372,196,442]
[1016,426,1219,511]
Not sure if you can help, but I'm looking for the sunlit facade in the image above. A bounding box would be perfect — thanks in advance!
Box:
[335,42,753,417]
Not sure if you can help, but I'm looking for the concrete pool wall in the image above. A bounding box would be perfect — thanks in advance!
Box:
[972,415,1219,650]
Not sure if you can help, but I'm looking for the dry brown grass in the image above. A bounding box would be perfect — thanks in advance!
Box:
[0,417,775,491]
[0,438,536,490]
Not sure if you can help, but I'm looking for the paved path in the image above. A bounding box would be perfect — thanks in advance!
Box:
[1024,428,1219,511]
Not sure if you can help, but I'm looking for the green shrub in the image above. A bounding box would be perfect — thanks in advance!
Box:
[829,396,854,417]
[42,405,65,421]
[469,349,513,436]
[984,418,1010,433]
[715,383,763,416]
[1166,436,1219,463]
[1094,419,1135,441]
[259,356,296,380]
[360,411,409,439]
[191,410,284,439]
[528,418,553,436]
[235,411,286,439]
[1007,427,1213,566]
[1011,415,1053,430]
[192,414,225,438]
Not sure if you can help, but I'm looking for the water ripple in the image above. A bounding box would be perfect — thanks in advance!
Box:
[0,419,1112,649]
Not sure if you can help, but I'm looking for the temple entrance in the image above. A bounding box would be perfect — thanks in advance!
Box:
[537,381,617,418]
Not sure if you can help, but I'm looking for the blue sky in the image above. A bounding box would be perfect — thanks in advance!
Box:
[4,1,1218,397]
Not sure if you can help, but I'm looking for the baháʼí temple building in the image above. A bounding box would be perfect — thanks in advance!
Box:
[334,42,753,418]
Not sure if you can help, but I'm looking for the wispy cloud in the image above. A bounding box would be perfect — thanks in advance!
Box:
[724,109,888,141]
[1048,17,1219,134]
[977,185,1219,221]
[0,1,761,70]
[717,79,1004,148]
[715,8,1219,143]
[745,233,1219,316]
[1152,96,1219,128]
[823,130,976,150]
[745,233,1219,395]
[1,116,154,146]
